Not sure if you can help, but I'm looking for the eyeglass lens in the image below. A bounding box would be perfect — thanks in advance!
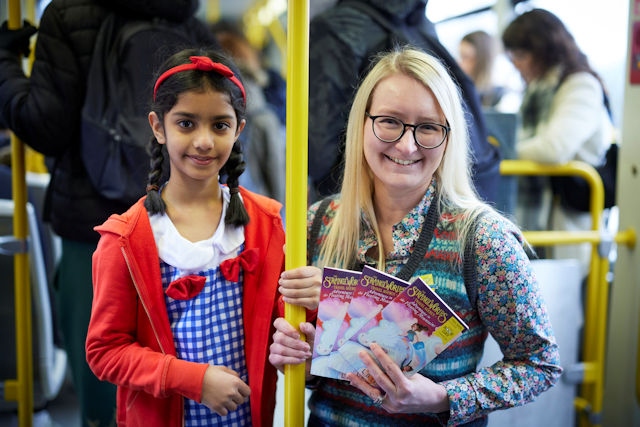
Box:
[371,116,446,148]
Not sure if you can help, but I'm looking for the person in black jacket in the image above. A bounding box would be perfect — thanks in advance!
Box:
[307,0,501,204]
[0,1,218,425]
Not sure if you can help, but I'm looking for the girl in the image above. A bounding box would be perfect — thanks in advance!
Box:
[86,49,317,427]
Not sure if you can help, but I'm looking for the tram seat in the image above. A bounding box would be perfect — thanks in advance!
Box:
[24,172,61,287]
[0,198,67,411]
[479,258,583,427]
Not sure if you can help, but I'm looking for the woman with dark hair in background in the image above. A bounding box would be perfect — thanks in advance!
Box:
[502,8,614,275]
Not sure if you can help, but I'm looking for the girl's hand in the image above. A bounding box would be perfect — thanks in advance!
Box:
[344,343,450,414]
[201,366,251,416]
[278,266,322,310]
[268,317,315,374]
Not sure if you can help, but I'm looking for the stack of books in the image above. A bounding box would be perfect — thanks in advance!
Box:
[311,265,468,384]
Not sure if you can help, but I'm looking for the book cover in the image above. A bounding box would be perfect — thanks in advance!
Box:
[339,275,469,385]
[328,266,410,378]
[334,265,410,350]
[310,267,361,379]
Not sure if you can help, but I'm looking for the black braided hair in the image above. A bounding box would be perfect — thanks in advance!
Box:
[221,142,249,226]
[144,47,249,224]
[143,137,167,215]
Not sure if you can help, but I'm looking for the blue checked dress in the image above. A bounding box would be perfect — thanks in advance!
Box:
[149,188,252,426]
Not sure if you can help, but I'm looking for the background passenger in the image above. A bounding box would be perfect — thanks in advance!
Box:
[458,30,504,109]
[502,8,614,275]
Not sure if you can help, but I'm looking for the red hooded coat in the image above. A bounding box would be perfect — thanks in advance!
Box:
[86,188,285,427]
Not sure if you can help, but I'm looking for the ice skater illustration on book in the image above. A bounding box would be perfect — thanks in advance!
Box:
[311,267,361,379]
[316,297,351,356]
[400,323,444,375]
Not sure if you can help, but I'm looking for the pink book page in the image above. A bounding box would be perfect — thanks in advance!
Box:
[310,267,361,379]
[334,265,409,349]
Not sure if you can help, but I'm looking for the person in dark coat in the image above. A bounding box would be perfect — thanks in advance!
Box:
[0,1,218,425]
[307,0,501,204]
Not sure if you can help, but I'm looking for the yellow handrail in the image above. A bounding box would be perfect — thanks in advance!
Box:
[500,159,636,427]
[5,0,34,426]
[501,159,604,229]
[267,18,287,78]
[283,1,309,426]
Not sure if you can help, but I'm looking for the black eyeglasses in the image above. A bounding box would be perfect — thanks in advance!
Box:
[366,112,450,149]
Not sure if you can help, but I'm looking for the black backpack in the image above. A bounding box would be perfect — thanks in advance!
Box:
[550,92,618,212]
[81,13,192,205]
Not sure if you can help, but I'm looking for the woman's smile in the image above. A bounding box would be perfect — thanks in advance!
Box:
[385,154,421,166]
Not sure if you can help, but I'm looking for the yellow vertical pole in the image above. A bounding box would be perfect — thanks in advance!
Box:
[6,0,34,426]
[206,0,220,23]
[578,181,605,427]
[284,0,309,426]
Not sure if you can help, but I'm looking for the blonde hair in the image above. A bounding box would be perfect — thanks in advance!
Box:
[317,47,493,270]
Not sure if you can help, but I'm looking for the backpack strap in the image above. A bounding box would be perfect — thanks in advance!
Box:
[307,196,334,265]
[463,213,485,309]
[395,196,439,281]
[463,238,478,308]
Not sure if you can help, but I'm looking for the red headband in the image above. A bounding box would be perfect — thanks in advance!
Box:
[153,56,246,104]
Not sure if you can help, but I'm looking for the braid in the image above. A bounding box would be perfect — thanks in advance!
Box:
[222,142,249,226]
[144,139,167,215]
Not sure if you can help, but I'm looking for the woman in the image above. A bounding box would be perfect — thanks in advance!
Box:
[458,30,504,108]
[268,47,561,426]
[502,8,614,274]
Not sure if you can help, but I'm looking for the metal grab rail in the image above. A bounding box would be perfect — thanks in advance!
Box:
[500,160,636,427]
[501,159,605,228]
[4,1,36,426]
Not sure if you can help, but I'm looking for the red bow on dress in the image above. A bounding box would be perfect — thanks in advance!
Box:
[220,248,259,282]
[165,275,206,300]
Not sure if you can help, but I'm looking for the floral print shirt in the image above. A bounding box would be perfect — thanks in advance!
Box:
[307,184,562,426]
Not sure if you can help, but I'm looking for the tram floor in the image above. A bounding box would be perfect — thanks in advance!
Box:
[0,379,81,427]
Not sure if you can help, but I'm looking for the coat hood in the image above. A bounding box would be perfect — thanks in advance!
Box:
[94,0,199,23]
[338,0,428,25]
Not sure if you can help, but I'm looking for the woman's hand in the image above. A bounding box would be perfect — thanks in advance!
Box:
[201,365,251,416]
[268,317,315,375]
[344,343,450,414]
[278,266,322,310]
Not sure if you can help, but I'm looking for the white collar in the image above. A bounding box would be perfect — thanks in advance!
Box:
[149,186,244,273]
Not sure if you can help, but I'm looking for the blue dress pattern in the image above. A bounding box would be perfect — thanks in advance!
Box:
[161,255,251,427]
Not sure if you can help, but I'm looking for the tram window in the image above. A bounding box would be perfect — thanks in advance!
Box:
[429,0,629,126]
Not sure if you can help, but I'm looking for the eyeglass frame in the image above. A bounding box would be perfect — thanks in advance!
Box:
[365,112,450,149]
